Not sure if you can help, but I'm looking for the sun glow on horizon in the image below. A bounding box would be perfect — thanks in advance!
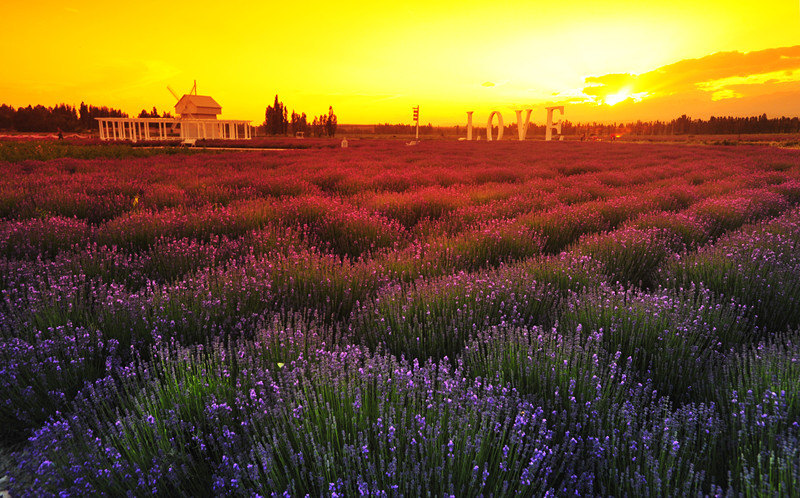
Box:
[602,88,651,106]
[604,88,632,106]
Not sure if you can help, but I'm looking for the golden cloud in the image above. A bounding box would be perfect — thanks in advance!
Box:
[582,45,800,103]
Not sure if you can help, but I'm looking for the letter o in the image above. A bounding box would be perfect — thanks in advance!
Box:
[487,111,504,141]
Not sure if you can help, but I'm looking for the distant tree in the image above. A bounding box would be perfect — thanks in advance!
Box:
[290,110,308,135]
[14,105,52,132]
[138,107,162,118]
[44,104,80,132]
[0,104,14,130]
[264,95,289,135]
[79,103,127,131]
[325,106,337,137]
[312,114,330,137]
[78,102,90,129]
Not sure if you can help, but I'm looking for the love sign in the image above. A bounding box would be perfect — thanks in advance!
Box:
[465,106,564,141]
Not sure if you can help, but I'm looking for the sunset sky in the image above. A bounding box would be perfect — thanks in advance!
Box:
[2,1,799,125]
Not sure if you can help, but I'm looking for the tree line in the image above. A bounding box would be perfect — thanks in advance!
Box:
[0,103,174,132]
[550,114,800,137]
[365,114,800,138]
[2,102,799,137]
[623,114,800,135]
[263,95,337,137]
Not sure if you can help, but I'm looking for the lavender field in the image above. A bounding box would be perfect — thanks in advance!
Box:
[1,139,799,496]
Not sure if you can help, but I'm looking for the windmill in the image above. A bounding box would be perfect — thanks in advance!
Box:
[167,80,197,101]
[166,81,197,132]
[97,80,250,143]
[165,80,224,141]
[167,80,221,120]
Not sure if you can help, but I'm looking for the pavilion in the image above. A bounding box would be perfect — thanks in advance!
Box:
[96,93,252,143]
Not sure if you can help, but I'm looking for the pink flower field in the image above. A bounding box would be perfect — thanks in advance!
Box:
[1,139,799,496]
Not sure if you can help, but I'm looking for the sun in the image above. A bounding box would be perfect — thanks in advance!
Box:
[604,88,632,106]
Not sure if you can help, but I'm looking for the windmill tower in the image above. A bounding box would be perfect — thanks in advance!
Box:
[167,81,223,140]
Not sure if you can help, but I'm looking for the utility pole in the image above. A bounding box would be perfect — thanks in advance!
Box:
[413,106,419,140]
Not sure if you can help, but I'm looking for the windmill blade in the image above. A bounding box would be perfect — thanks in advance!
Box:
[189,80,196,95]
[167,86,180,101]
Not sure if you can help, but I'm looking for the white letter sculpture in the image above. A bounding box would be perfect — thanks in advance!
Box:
[515,109,532,141]
[487,111,504,141]
[545,106,564,141]
[464,107,566,142]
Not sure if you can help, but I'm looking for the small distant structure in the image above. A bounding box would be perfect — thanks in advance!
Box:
[96,81,252,143]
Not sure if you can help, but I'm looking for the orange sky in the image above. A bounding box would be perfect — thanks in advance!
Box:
[2,1,799,125]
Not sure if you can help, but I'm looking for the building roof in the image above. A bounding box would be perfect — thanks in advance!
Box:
[175,95,222,116]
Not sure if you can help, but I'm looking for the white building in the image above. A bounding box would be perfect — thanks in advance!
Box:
[96,93,252,143]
